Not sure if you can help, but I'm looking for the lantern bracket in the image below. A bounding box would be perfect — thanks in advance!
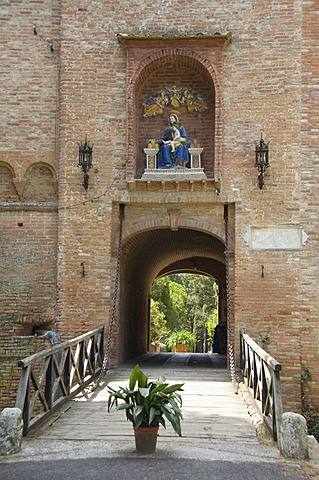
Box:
[78,136,93,190]
[255,132,269,189]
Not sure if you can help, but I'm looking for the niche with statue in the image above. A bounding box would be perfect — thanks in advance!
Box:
[142,87,207,178]
[134,54,216,179]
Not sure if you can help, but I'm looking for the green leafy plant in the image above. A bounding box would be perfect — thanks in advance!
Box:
[206,309,218,346]
[300,367,319,441]
[107,365,184,436]
[166,330,196,351]
[301,367,312,383]
[149,299,169,345]
[259,326,271,345]
[303,410,319,442]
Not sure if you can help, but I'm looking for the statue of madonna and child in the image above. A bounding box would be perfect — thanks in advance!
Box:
[157,110,190,169]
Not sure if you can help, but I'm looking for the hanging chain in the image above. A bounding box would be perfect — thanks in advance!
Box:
[92,204,125,390]
[224,205,238,394]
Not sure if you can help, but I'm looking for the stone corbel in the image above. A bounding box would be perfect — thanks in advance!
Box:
[167,209,181,231]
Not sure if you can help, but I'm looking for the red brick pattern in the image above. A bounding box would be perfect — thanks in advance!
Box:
[1,1,319,415]
[299,0,319,409]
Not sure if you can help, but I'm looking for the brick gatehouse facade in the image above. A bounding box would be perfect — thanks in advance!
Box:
[1,1,318,414]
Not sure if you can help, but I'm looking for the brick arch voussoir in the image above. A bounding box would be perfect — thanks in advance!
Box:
[123,218,169,242]
[0,161,16,178]
[123,218,225,245]
[129,48,221,101]
[24,161,57,180]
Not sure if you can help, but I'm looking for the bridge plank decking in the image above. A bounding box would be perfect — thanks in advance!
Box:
[31,353,258,445]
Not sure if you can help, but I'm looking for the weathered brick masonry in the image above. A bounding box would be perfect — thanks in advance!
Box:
[0,0,60,407]
[1,0,318,413]
[299,0,319,408]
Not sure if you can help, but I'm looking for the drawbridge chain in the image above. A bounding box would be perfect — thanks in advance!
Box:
[224,205,238,393]
[93,204,125,390]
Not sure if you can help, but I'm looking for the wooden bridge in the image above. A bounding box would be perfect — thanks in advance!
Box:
[4,336,319,480]
[1,346,318,480]
[31,353,258,444]
[15,327,283,446]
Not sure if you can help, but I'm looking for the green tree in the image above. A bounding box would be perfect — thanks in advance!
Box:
[150,274,218,353]
[206,309,219,347]
[149,299,167,344]
[151,276,187,331]
[181,274,218,352]
[169,274,183,285]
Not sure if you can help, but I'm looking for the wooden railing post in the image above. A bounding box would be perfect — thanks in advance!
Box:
[261,363,267,414]
[272,367,283,441]
[63,347,71,395]
[78,340,85,381]
[99,328,104,365]
[45,356,54,410]
[252,350,258,399]
[239,328,245,371]
[15,326,105,435]
[15,365,31,436]
[239,328,282,442]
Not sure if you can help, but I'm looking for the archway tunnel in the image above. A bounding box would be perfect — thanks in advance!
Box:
[119,227,226,363]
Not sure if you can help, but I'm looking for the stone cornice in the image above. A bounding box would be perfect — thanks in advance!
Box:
[0,202,58,212]
[117,33,232,48]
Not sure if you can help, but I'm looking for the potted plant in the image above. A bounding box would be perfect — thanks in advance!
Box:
[107,364,184,453]
[166,330,196,353]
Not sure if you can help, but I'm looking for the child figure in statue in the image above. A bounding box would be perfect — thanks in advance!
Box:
[165,125,183,152]
[157,111,189,168]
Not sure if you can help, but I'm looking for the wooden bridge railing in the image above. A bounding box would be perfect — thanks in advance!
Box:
[15,326,104,435]
[240,328,283,441]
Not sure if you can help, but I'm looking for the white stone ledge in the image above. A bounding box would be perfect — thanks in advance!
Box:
[141,168,207,181]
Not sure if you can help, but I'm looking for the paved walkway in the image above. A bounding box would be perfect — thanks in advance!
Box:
[1,353,319,479]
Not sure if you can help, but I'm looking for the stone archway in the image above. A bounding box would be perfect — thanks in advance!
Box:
[118,227,226,363]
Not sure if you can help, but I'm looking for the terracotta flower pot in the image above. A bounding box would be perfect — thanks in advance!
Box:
[175,343,188,352]
[133,426,159,453]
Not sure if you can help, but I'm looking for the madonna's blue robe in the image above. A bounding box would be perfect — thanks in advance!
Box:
[157,126,189,169]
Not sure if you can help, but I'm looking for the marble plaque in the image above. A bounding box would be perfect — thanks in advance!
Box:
[244,225,308,250]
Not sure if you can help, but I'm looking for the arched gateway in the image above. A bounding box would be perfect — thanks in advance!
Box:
[118,226,227,363]
[111,35,231,365]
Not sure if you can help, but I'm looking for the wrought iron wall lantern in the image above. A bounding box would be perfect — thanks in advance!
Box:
[255,132,269,189]
[78,136,93,190]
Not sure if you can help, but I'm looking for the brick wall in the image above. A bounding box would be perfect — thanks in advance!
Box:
[0,209,58,334]
[1,0,319,414]
[0,0,60,154]
[0,0,60,406]
[0,336,50,409]
[299,0,319,410]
